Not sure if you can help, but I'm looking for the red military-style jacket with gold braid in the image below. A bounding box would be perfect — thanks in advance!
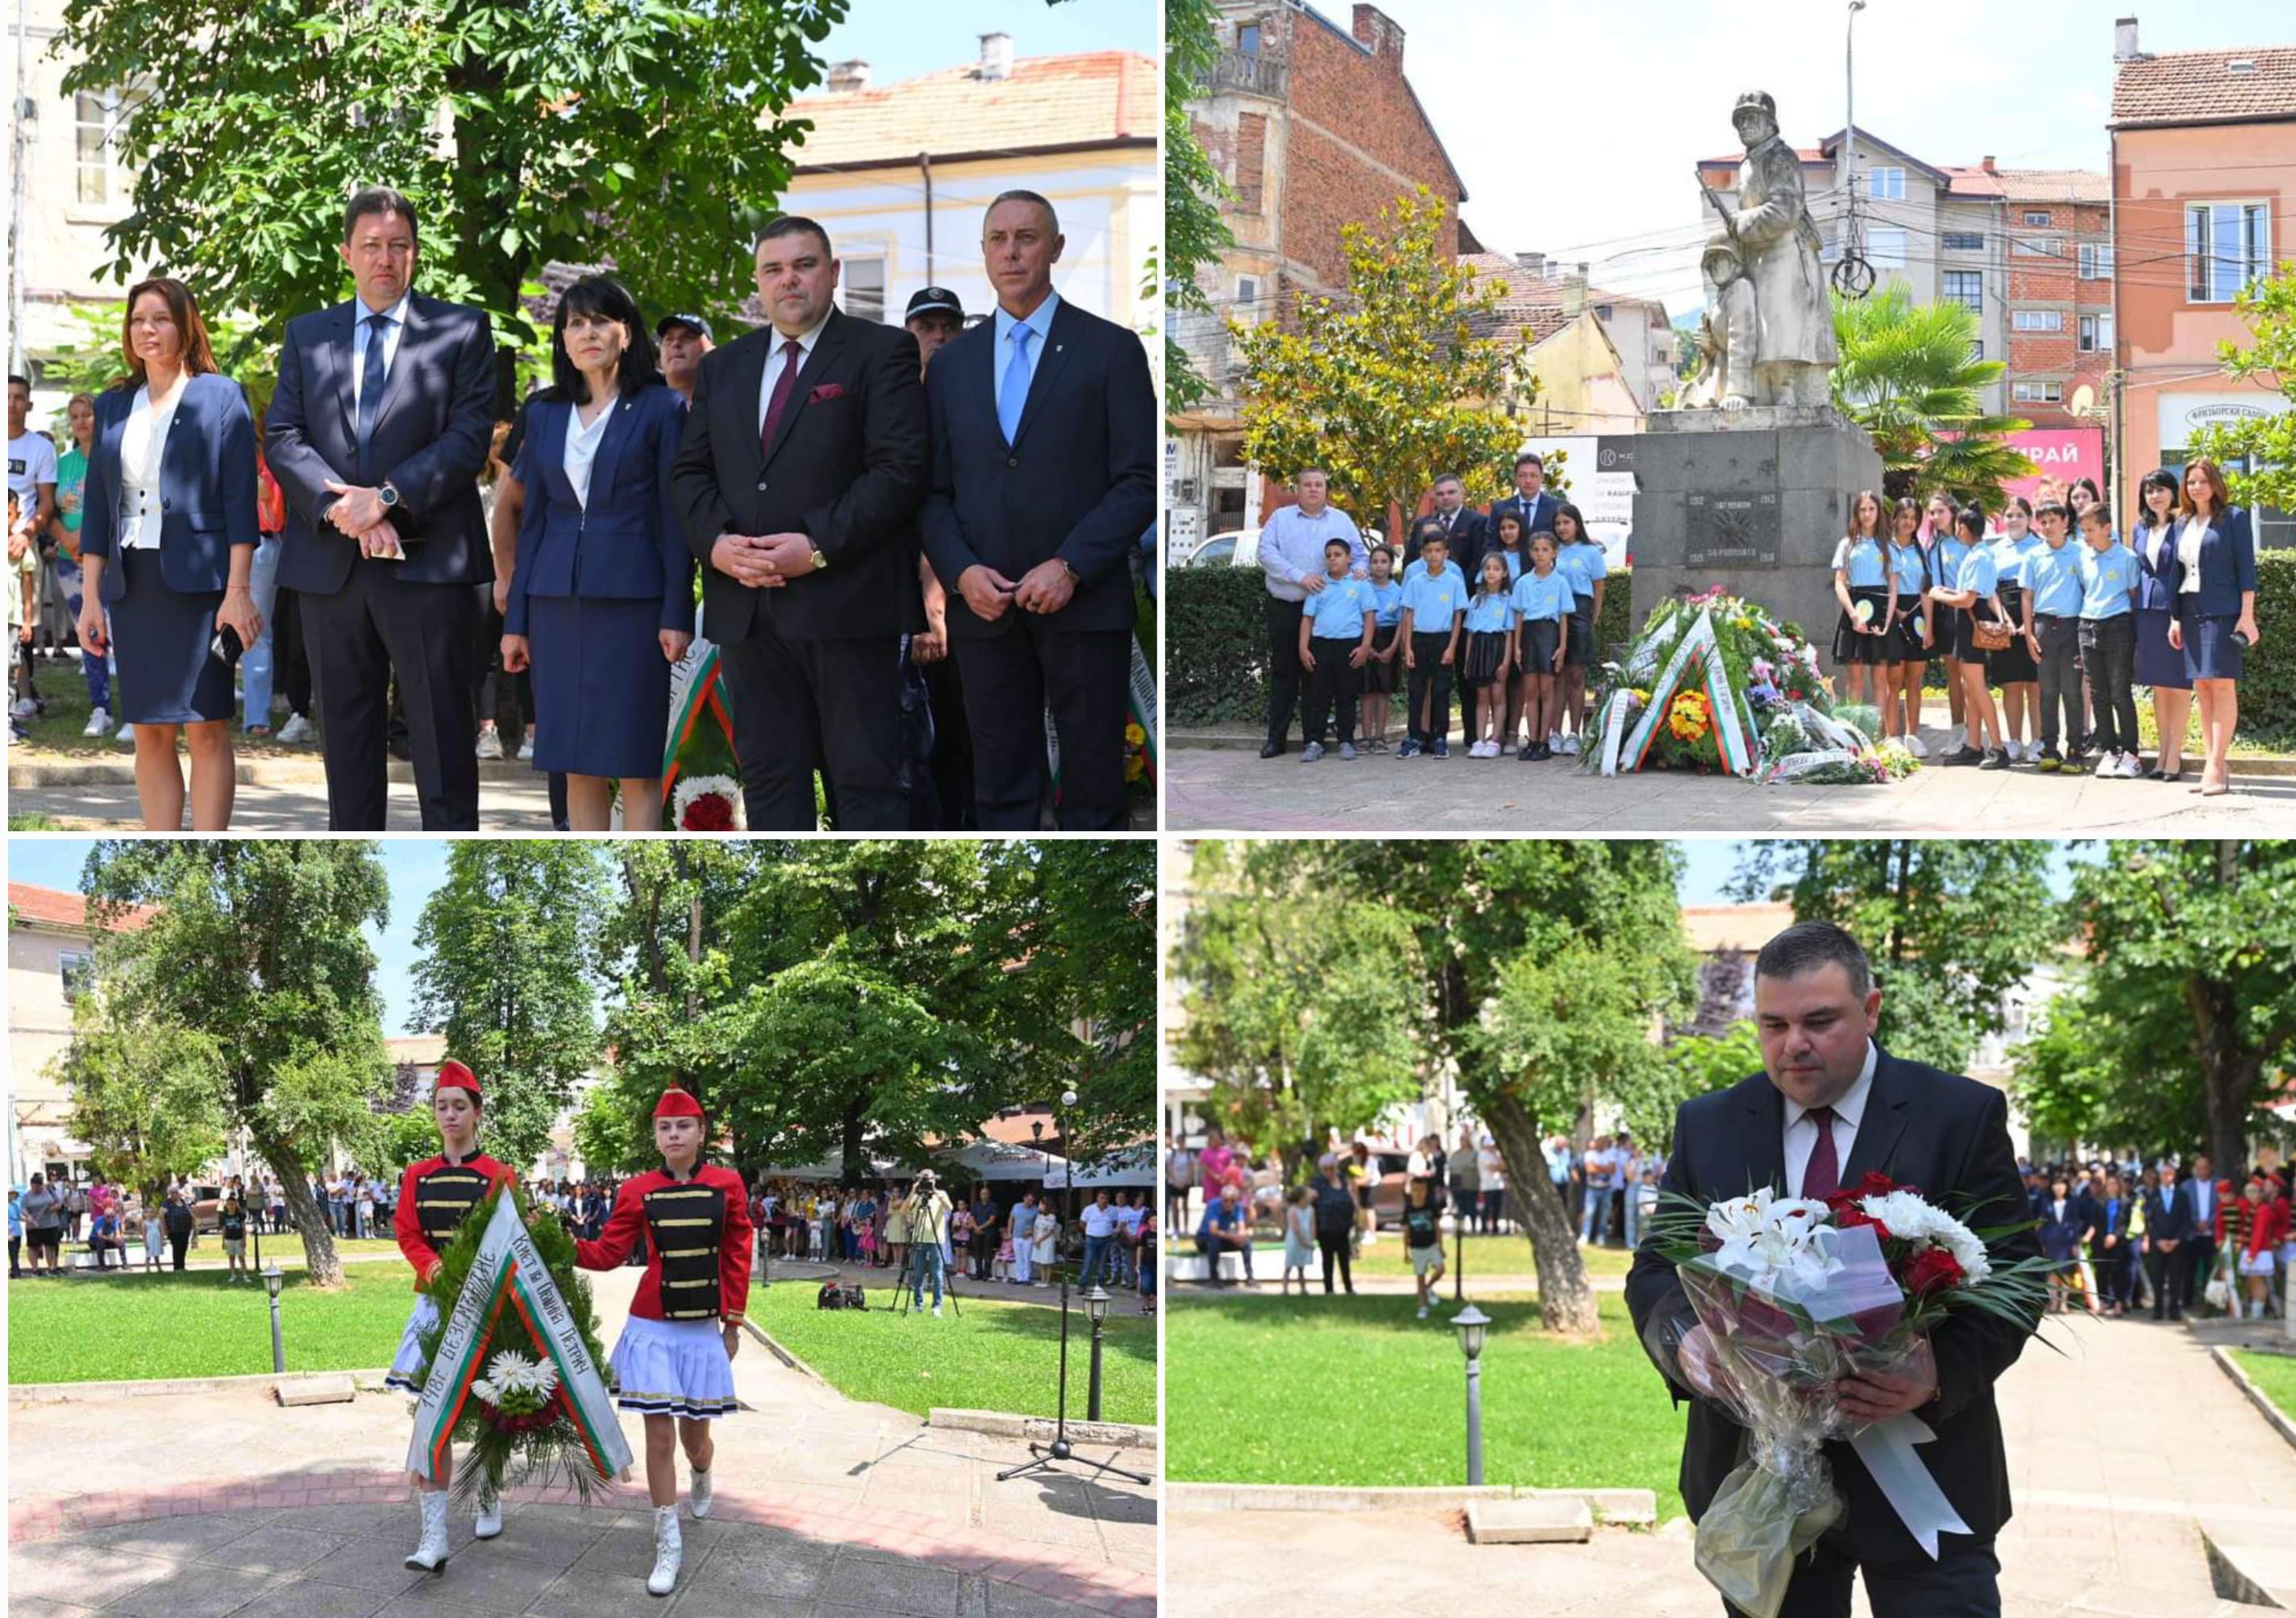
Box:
[576,1163,754,1325]
[394,1150,518,1291]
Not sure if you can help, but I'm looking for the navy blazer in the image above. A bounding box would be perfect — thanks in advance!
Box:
[1491,490,1561,547]
[506,387,694,638]
[266,292,496,593]
[78,373,259,601]
[2161,505,2258,618]
[2144,1183,2194,1244]
[1624,1050,2040,1562]
[2131,518,2180,613]
[921,294,1156,637]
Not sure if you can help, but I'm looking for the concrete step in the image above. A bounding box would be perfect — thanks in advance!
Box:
[1467,1498,1592,1545]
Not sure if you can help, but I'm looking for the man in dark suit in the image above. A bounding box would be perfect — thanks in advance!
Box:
[670,215,930,830]
[1402,472,1489,573]
[1627,921,2040,1618]
[921,191,1155,830]
[2179,1153,2222,1313]
[1489,451,1561,549]
[267,187,497,830]
[2143,1164,2190,1321]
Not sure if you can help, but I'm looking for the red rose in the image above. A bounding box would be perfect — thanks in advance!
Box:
[1852,1171,1900,1199]
[1836,1205,1894,1244]
[681,792,736,832]
[1903,1245,1965,1298]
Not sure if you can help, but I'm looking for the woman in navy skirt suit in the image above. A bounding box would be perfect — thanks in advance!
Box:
[73,278,263,830]
[2163,457,2261,797]
[2128,467,2190,780]
[501,276,695,830]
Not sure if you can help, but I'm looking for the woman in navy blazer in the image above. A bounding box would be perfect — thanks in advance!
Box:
[501,276,694,830]
[74,278,263,830]
[2128,468,2191,780]
[2162,457,2262,797]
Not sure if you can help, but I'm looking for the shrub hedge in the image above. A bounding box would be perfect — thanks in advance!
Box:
[1168,552,2296,742]
[1167,564,1641,728]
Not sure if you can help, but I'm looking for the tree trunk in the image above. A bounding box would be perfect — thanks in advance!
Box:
[260,1146,343,1287]
[1481,1091,1600,1335]
[840,1096,867,1185]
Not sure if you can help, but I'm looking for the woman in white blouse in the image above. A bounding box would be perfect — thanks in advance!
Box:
[73,278,263,829]
[501,275,695,830]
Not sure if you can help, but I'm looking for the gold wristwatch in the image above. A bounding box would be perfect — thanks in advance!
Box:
[810,548,829,572]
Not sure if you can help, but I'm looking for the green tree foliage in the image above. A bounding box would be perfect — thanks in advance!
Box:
[1233,187,1533,536]
[2048,841,2296,1173]
[1731,839,2061,1075]
[1645,1021,1768,1151]
[1188,840,1693,1334]
[1163,0,1233,414]
[56,998,232,1206]
[59,0,848,392]
[410,842,610,1179]
[1832,286,2036,505]
[2187,261,2296,513]
[81,841,396,1284]
[1174,887,1424,1185]
[2012,994,2207,1165]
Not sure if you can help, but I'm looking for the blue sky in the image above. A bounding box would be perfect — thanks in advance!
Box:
[7,839,452,1038]
[814,0,1155,85]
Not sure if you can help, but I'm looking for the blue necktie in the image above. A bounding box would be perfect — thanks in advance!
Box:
[356,313,389,450]
[998,324,1034,444]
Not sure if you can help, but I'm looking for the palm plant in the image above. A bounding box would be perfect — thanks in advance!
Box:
[1831,285,2036,506]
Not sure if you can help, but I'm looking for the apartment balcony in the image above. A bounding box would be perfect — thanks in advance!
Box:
[1212,48,1288,98]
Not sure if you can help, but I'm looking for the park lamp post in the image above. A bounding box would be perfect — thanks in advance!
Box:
[261,1262,286,1374]
[1084,1284,1113,1422]
[1452,1304,1490,1486]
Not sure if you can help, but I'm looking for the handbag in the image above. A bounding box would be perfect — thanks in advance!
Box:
[1970,614,2015,653]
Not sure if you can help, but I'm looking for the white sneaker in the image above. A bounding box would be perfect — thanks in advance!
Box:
[2094,751,2119,777]
[1561,734,1582,755]
[10,697,35,721]
[116,723,135,747]
[277,713,314,744]
[647,1504,682,1596]
[516,737,535,763]
[475,728,503,761]
[1548,730,1564,751]
[82,706,112,738]
[1947,725,1966,754]
[1905,734,1928,759]
[931,1303,942,1318]
[2117,751,2145,779]
[1416,1305,1430,1320]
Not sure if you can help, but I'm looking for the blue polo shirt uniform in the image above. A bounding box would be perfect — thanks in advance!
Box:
[1302,575,1376,640]
[1832,536,1887,588]
[1555,540,1608,601]
[2078,544,2139,620]
[1512,568,1573,626]
[1400,565,1470,630]
[1369,580,1404,628]
[1463,593,1516,634]
[2025,542,2086,618]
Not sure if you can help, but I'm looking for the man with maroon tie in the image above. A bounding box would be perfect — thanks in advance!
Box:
[670,216,930,829]
[1626,921,2041,1618]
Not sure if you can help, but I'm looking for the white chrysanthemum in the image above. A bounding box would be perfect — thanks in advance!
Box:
[483,1350,557,1398]
[1861,1189,1992,1284]
[472,1377,500,1403]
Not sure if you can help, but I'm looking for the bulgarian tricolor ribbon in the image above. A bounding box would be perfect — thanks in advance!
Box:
[1611,610,1758,777]
[660,634,733,813]
[406,1191,632,1486]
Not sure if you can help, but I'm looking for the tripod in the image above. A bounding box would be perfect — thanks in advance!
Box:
[994,1264,1150,1487]
[897,1244,962,1319]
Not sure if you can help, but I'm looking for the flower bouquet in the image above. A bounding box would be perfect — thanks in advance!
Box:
[1649,1175,2049,1618]
[411,1183,627,1510]
[1583,589,1905,784]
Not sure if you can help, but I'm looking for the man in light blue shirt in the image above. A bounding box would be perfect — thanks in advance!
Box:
[1258,468,1367,758]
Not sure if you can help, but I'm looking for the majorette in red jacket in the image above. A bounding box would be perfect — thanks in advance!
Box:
[576,1164,754,1325]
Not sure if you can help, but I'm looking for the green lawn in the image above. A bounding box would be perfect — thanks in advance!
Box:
[750,1283,1154,1427]
[2231,1349,2296,1426]
[7,1267,417,1383]
[1167,1289,1685,1519]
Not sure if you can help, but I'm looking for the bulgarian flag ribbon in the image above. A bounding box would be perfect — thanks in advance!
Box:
[406,1192,631,1486]
[1611,609,1757,777]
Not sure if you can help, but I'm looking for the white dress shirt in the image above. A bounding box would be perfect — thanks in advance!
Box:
[562,395,618,511]
[2177,517,2208,594]
[116,383,185,551]
[1782,1039,1878,1195]
[756,314,830,435]
[1258,502,1368,601]
[351,290,413,418]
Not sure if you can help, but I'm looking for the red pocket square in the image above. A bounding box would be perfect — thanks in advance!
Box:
[808,383,846,403]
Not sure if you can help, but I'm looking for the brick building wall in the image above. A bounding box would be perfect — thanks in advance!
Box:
[2004,198,2113,428]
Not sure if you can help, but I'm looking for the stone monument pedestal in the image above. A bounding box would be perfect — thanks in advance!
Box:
[1628,406,1884,650]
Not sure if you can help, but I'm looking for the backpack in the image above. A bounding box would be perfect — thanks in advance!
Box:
[816,1281,867,1310]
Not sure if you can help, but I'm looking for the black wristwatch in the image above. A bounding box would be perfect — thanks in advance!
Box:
[379,482,402,511]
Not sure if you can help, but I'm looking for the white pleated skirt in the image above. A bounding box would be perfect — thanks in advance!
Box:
[386,1292,439,1393]
[609,1314,738,1420]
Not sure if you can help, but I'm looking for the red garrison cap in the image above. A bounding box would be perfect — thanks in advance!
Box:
[436,1059,482,1106]
[653,1086,705,1121]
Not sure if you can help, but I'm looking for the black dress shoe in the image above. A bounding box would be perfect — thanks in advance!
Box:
[1259,740,1286,759]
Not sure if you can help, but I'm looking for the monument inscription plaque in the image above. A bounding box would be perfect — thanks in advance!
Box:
[1685,492,1782,568]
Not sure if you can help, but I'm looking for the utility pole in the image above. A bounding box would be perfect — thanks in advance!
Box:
[7,0,35,380]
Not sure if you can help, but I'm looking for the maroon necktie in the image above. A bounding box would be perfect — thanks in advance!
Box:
[759,339,803,457]
[1800,1104,1841,1200]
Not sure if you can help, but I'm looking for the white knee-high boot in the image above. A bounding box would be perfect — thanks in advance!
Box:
[647,1504,683,1596]
[689,1465,714,1520]
[406,1490,451,1572]
[475,1481,504,1539]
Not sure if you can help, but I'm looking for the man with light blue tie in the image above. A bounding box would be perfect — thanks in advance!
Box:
[921,192,1155,829]
[2181,1153,2223,1313]
[268,186,497,829]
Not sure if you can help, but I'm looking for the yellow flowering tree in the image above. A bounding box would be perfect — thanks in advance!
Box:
[1233,186,1535,537]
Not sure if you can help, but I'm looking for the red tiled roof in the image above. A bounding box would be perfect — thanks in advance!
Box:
[1458,252,1570,346]
[7,884,155,933]
[2113,46,2296,127]
[782,52,1155,169]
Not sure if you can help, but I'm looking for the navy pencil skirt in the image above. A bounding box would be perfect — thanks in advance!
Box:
[525,594,673,779]
[109,547,235,725]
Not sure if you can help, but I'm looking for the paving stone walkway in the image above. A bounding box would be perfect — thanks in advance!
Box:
[9,1266,1156,1618]
[1165,1309,2296,1618]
